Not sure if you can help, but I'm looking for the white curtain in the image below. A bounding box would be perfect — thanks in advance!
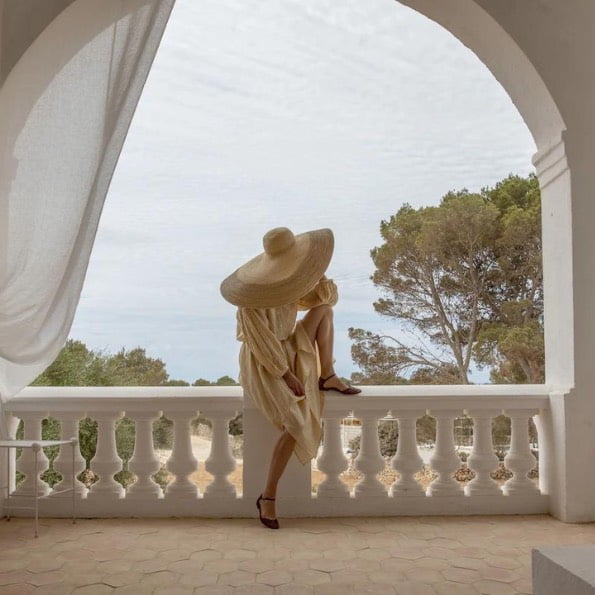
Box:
[0,0,175,400]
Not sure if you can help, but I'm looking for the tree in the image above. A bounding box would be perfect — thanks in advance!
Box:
[474,175,544,382]
[105,347,169,386]
[193,375,239,386]
[350,174,543,385]
[32,340,109,386]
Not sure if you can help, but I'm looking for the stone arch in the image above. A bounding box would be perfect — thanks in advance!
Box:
[398,0,566,151]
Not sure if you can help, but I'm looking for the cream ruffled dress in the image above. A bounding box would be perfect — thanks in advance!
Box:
[236,278,338,464]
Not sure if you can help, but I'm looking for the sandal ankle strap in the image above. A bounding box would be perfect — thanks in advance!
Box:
[320,373,336,383]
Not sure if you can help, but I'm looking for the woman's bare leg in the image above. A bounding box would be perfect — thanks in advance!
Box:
[260,429,296,520]
[300,304,353,391]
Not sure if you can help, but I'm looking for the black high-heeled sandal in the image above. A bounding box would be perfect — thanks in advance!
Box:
[256,494,280,530]
[319,373,362,395]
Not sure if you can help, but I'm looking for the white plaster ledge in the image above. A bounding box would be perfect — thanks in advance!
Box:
[533,545,595,595]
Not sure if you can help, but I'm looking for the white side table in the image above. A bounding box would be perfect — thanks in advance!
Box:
[0,438,78,537]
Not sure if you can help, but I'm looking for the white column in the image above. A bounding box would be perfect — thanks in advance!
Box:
[390,411,425,497]
[164,412,199,499]
[354,410,387,498]
[14,413,50,497]
[465,410,501,496]
[87,412,124,499]
[51,412,87,497]
[127,411,163,499]
[203,412,236,499]
[503,409,540,496]
[427,410,464,497]
[316,413,351,498]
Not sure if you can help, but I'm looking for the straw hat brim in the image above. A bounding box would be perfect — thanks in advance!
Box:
[220,228,334,308]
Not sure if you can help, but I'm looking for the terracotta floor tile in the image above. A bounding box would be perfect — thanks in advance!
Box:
[474,580,517,594]
[71,586,114,595]
[102,571,144,588]
[313,584,357,595]
[309,559,347,573]
[203,559,240,573]
[138,569,179,588]
[404,567,443,584]
[484,555,523,570]
[235,584,274,595]
[291,569,332,586]
[0,515,593,595]
[441,567,481,584]
[433,583,477,595]
[178,569,218,588]
[478,565,521,583]
[218,569,256,587]
[257,569,294,586]
[275,585,314,595]
[239,558,276,573]
[153,588,193,595]
[369,570,409,584]
[29,571,66,587]
[392,581,437,595]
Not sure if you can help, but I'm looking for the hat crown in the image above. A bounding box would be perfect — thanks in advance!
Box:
[263,227,295,256]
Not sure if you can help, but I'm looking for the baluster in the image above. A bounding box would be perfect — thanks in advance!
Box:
[14,413,50,497]
[203,412,237,499]
[427,410,464,496]
[316,412,351,498]
[502,409,540,495]
[87,412,124,499]
[390,411,425,497]
[164,411,199,499]
[127,411,163,499]
[354,410,387,497]
[51,413,87,497]
[465,410,501,496]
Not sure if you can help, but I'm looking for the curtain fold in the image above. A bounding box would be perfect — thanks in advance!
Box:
[0,0,175,400]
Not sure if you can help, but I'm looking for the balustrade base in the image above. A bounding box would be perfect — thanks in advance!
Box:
[0,492,549,519]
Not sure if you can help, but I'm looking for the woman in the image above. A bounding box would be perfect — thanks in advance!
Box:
[220,227,361,529]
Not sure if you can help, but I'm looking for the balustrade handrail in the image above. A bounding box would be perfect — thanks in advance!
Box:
[5,384,551,415]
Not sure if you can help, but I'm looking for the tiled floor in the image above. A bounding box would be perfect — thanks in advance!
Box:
[0,514,594,594]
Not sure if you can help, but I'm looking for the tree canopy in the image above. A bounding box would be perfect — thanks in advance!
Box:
[350,174,543,384]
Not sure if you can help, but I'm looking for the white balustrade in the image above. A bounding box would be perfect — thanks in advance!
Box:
[390,411,425,497]
[354,410,387,497]
[51,412,87,497]
[427,410,464,496]
[316,413,351,498]
[165,412,199,499]
[502,409,540,496]
[14,413,50,497]
[87,412,125,499]
[127,411,163,499]
[203,412,237,499]
[4,385,550,518]
[465,410,501,496]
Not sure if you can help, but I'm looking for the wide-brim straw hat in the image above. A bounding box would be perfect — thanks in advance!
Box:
[220,227,334,308]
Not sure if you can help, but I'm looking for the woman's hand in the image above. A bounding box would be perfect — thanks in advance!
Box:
[282,370,305,396]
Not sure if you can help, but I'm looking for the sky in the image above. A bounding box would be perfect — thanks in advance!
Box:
[69,0,536,384]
